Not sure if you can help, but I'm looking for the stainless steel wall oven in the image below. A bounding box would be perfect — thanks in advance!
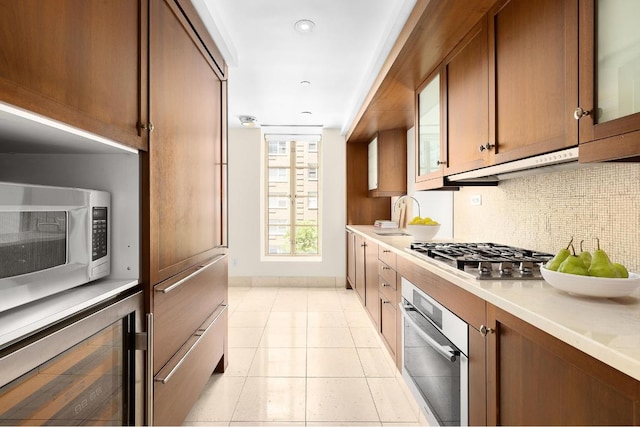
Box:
[400,277,468,426]
[0,289,144,425]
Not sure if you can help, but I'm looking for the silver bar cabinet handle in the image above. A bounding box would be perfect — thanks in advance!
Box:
[155,254,227,294]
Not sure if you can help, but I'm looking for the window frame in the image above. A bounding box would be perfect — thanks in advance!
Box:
[263,134,322,258]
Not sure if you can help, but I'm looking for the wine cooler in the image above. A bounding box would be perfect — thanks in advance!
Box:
[0,290,145,425]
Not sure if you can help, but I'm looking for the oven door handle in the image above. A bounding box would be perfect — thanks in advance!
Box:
[399,303,460,363]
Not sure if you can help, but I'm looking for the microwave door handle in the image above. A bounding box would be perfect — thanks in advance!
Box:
[399,303,460,363]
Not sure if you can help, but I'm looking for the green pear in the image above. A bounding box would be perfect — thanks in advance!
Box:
[578,240,592,269]
[588,238,619,278]
[558,245,589,276]
[613,263,629,279]
[545,237,574,271]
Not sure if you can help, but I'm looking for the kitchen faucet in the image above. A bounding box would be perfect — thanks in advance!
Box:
[394,194,421,217]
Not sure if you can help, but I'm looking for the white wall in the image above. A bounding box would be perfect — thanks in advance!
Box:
[227,127,346,282]
[402,126,454,239]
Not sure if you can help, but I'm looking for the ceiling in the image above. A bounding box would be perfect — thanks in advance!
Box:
[191,0,417,134]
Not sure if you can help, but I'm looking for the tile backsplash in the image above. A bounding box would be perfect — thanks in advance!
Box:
[453,163,640,272]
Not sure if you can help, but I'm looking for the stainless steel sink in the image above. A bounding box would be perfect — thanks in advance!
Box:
[373,231,410,236]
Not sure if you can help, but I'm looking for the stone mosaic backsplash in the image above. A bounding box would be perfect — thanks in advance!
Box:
[453,163,640,273]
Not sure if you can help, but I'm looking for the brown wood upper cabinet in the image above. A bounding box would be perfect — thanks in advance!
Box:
[577,0,640,162]
[487,0,578,165]
[367,129,407,197]
[145,0,226,286]
[443,19,490,176]
[0,0,148,151]
[418,0,579,186]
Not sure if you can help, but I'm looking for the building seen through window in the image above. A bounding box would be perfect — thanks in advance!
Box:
[264,134,321,256]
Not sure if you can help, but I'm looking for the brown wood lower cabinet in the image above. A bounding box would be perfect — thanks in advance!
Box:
[364,239,380,326]
[379,279,397,360]
[153,303,227,426]
[378,247,398,363]
[152,254,228,425]
[346,230,356,289]
[354,234,366,303]
[487,304,640,425]
[349,237,640,425]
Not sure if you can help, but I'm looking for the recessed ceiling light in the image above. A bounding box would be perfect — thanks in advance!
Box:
[294,19,315,33]
[239,115,258,127]
[301,111,312,115]
[300,80,311,85]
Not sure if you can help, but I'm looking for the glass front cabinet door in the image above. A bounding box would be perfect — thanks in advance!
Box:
[415,70,445,189]
[578,0,640,161]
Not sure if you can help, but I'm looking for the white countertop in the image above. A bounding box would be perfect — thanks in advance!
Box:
[348,225,640,381]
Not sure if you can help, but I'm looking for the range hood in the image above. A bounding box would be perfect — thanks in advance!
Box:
[446,147,581,183]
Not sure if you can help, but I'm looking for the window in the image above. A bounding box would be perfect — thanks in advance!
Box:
[308,192,318,210]
[308,167,318,181]
[268,140,288,155]
[269,168,288,183]
[264,134,321,256]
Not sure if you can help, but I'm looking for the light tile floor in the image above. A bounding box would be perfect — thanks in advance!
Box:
[184,285,429,426]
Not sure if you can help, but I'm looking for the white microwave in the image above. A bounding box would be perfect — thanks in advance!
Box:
[0,182,110,312]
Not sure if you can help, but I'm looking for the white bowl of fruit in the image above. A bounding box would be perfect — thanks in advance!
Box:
[405,216,441,242]
[541,238,640,298]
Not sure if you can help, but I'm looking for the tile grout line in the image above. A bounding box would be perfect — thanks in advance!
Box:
[221,286,424,426]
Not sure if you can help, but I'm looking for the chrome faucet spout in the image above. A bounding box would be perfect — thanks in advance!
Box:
[394,195,421,218]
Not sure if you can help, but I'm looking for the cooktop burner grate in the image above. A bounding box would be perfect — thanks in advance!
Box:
[407,242,554,280]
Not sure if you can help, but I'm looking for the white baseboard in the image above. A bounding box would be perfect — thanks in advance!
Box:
[229,276,347,288]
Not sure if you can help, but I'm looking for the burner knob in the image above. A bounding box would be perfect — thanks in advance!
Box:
[519,261,534,276]
[479,261,493,276]
[500,262,513,276]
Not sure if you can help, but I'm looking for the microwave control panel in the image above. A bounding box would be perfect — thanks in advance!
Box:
[92,207,108,261]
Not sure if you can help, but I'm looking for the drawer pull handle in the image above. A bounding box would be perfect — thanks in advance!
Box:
[382,299,391,304]
[382,283,390,287]
[154,304,228,384]
[382,266,391,270]
[383,249,391,253]
[155,254,227,294]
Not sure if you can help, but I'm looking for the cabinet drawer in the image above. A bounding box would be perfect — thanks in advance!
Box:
[380,297,396,356]
[153,254,228,372]
[379,275,397,305]
[378,261,397,289]
[154,304,227,426]
[378,246,397,270]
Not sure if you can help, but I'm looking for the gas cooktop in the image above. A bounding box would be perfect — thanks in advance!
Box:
[405,242,554,280]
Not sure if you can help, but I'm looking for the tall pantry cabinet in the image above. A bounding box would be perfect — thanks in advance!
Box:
[143,1,229,425]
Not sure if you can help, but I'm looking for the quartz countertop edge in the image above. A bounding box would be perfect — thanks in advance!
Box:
[347,225,640,382]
